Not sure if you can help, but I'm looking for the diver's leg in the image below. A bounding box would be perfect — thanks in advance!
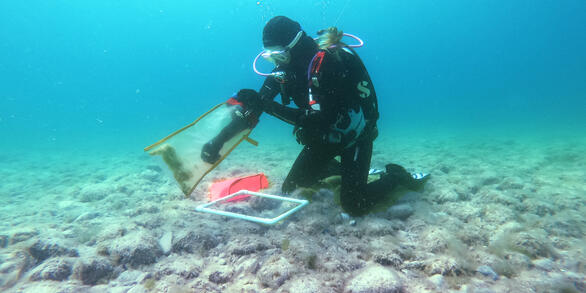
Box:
[339,138,375,216]
[365,166,402,200]
[384,163,429,191]
[362,163,429,205]
[339,140,428,216]
[282,145,337,193]
[322,159,342,177]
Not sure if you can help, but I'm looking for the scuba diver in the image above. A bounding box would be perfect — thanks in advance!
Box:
[201,16,429,216]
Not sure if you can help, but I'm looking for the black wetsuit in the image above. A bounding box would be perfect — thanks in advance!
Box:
[203,37,418,216]
[254,42,401,216]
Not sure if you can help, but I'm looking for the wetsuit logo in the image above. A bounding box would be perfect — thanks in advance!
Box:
[357,81,370,98]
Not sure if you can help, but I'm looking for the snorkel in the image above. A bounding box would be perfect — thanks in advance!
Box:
[253,32,364,77]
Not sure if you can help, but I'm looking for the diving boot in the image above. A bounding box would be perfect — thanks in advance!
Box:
[385,163,430,191]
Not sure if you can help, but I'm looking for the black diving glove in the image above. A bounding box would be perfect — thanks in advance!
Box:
[236,89,264,113]
[201,140,222,164]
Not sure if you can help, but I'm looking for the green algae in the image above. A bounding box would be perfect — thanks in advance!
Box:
[306,253,318,270]
[144,278,156,291]
[281,238,290,251]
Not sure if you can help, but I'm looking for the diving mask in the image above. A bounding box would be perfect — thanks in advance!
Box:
[253,32,364,78]
[261,31,303,65]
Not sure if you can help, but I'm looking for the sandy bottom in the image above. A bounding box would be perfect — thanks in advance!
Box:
[0,133,584,292]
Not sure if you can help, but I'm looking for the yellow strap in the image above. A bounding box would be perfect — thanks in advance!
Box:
[245,136,258,146]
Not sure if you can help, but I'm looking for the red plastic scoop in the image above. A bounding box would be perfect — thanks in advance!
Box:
[208,173,269,202]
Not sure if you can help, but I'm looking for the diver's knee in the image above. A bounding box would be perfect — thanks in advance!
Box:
[281,181,295,194]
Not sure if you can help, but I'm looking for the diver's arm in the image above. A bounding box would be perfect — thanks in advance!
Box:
[214,107,250,142]
[262,100,308,125]
[258,70,317,126]
[257,75,303,125]
[201,90,264,164]
[201,76,283,164]
[201,102,251,164]
[259,75,280,101]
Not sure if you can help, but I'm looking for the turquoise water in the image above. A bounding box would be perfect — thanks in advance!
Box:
[1,0,585,153]
[1,2,586,291]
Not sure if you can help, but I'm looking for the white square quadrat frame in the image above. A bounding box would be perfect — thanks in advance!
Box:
[195,190,309,225]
